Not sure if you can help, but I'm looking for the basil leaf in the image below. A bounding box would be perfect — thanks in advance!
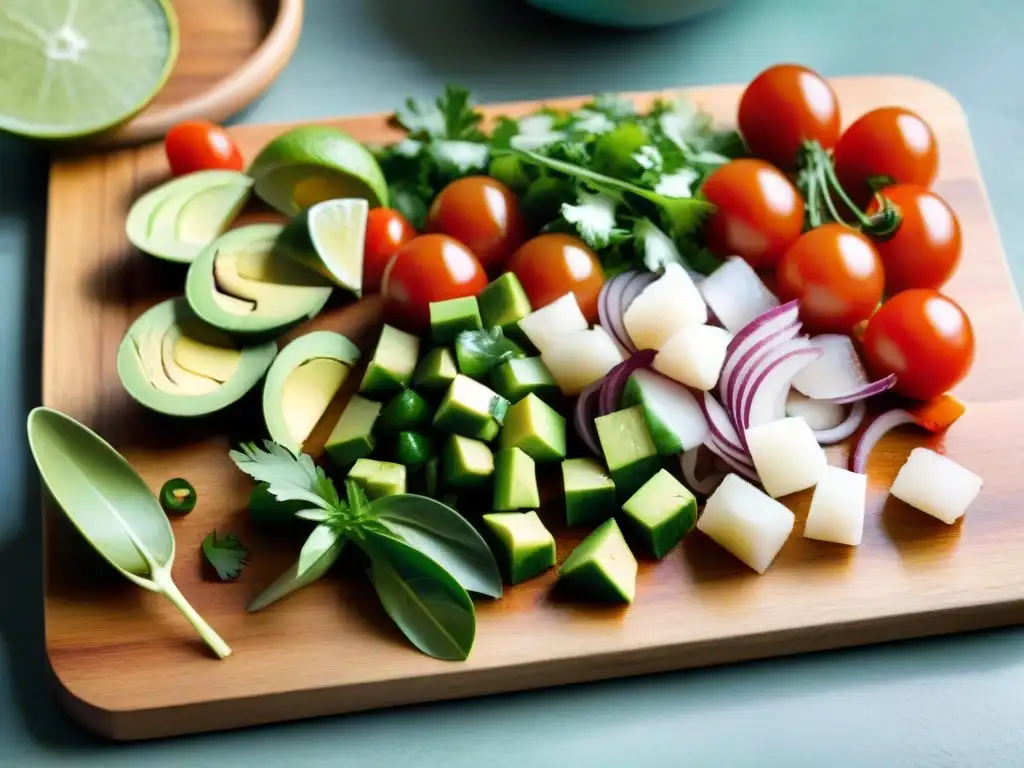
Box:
[373,494,503,598]
[246,525,347,613]
[362,530,476,661]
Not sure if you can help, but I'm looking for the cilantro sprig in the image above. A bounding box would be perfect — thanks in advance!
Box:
[202,531,248,581]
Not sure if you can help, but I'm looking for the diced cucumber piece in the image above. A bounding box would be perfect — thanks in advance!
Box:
[413,346,458,395]
[492,447,540,511]
[430,297,483,345]
[621,469,696,558]
[377,388,430,433]
[498,393,566,463]
[433,374,509,442]
[359,324,420,397]
[561,457,617,526]
[620,368,708,455]
[394,430,436,469]
[442,434,494,488]
[556,518,637,603]
[482,511,555,584]
[490,356,559,404]
[325,395,381,467]
[347,458,407,499]
[594,405,661,499]
[479,273,532,342]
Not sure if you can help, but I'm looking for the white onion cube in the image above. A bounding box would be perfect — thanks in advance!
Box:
[541,326,625,395]
[697,473,795,573]
[623,263,707,350]
[517,292,587,355]
[653,324,730,391]
[745,416,828,498]
[803,466,867,545]
[889,447,983,524]
[698,257,779,333]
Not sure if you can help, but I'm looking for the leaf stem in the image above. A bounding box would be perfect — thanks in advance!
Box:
[155,571,232,659]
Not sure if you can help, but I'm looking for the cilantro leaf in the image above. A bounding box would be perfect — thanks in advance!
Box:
[560,191,627,249]
[395,84,485,141]
[635,217,684,272]
[202,531,248,581]
[229,440,340,511]
[454,326,526,378]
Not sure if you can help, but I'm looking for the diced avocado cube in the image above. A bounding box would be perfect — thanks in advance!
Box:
[394,430,435,469]
[455,327,527,380]
[594,405,660,499]
[492,447,540,511]
[325,395,381,467]
[430,297,483,345]
[377,388,431,433]
[479,273,532,338]
[433,374,509,442]
[499,393,566,463]
[556,518,637,603]
[248,482,307,529]
[621,469,697,558]
[562,457,617,526]
[359,324,420,398]
[347,459,407,499]
[482,510,555,584]
[442,434,494,488]
[490,356,560,404]
[413,346,458,395]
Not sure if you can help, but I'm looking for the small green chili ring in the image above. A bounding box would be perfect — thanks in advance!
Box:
[160,478,197,516]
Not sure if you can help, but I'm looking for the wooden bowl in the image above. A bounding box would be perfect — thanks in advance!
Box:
[93,0,303,148]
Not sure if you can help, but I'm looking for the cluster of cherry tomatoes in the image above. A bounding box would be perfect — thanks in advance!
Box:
[702,63,973,402]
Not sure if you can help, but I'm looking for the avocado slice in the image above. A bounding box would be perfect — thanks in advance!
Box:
[594,405,661,499]
[261,330,362,453]
[430,297,483,345]
[347,458,407,499]
[489,356,559,404]
[621,469,697,558]
[442,434,494,488]
[185,223,333,337]
[478,272,532,343]
[117,297,276,417]
[482,511,556,584]
[359,324,421,398]
[556,518,637,603]
[562,457,617,526]
[620,368,708,455]
[493,447,540,511]
[126,169,253,264]
[413,346,458,395]
[498,393,566,462]
[433,374,509,442]
[325,395,382,468]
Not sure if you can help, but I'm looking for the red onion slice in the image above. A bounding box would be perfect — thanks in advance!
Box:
[699,257,780,334]
[791,334,897,403]
[698,391,754,468]
[598,349,657,416]
[727,321,803,422]
[813,401,867,445]
[850,408,915,474]
[785,390,846,430]
[573,379,604,457]
[598,271,637,353]
[705,433,760,484]
[680,447,725,496]
[741,342,822,431]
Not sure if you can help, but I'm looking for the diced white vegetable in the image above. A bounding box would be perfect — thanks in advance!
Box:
[517,292,588,356]
[623,368,709,453]
[803,466,867,545]
[541,326,625,395]
[697,473,795,573]
[698,257,780,333]
[623,262,707,350]
[745,416,828,498]
[653,324,730,391]
[889,447,983,524]
[785,390,846,431]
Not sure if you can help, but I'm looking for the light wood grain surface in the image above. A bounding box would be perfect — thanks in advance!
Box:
[39,76,1024,740]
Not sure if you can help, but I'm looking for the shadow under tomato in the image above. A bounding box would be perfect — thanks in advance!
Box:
[881,494,963,566]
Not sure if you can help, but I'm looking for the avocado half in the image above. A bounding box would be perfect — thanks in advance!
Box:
[262,330,363,453]
[117,297,277,417]
[125,170,254,264]
[185,223,333,337]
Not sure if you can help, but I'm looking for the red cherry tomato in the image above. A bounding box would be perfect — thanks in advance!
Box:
[861,288,974,401]
[701,159,805,270]
[737,63,842,169]
[775,224,884,335]
[164,121,243,176]
[363,208,417,293]
[866,184,962,294]
[381,234,487,332]
[833,107,939,204]
[506,234,605,324]
[426,176,525,269]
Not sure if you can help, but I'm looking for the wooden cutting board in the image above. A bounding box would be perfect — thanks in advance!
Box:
[40,75,1024,741]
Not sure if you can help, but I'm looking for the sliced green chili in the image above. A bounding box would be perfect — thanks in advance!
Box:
[160,477,197,516]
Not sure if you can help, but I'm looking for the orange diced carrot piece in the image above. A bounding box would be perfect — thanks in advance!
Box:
[908,395,966,433]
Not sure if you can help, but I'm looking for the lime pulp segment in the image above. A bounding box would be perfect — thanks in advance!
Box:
[308,198,369,292]
[0,0,178,138]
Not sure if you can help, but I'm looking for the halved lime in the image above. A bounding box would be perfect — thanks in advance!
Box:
[247,125,389,216]
[0,0,179,139]
[277,198,369,295]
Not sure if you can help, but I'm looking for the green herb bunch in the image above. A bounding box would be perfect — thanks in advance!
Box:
[229,441,502,661]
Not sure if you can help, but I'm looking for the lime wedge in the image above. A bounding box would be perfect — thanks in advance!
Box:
[247,125,389,216]
[0,0,178,139]
[277,198,369,295]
